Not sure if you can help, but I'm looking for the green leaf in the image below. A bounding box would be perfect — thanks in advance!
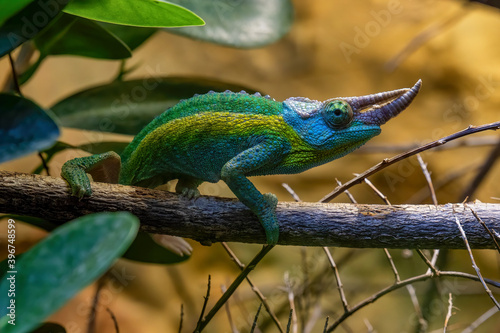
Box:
[64,0,204,28]
[123,232,190,264]
[0,212,139,333]
[0,0,35,26]
[98,23,157,50]
[0,0,68,57]
[50,76,259,135]
[167,0,293,48]
[35,13,132,59]
[19,14,132,84]
[0,93,60,163]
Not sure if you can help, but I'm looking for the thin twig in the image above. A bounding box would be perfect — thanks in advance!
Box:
[250,304,263,333]
[322,317,329,333]
[321,122,500,202]
[406,163,479,204]
[406,284,427,331]
[358,136,500,154]
[221,242,284,333]
[468,207,500,254]
[454,216,500,310]
[461,136,500,201]
[87,278,106,333]
[194,275,211,331]
[460,306,499,333]
[417,154,438,205]
[416,249,440,276]
[178,304,183,333]
[38,152,50,176]
[282,183,302,202]
[363,178,391,205]
[7,53,21,96]
[383,248,400,283]
[443,293,453,333]
[284,272,297,333]
[322,247,349,312]
[299,248,311,332]
[326,270,500,332]
[335,179,357,203]
[221,284,238,333]
[196,245,274,332]
[105,307,120,333]
[363,318,375,333]
[286,309,294,333]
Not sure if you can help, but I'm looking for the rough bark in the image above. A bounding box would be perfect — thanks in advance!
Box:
[0,171,499,248]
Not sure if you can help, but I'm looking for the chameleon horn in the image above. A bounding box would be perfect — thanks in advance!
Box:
[358,79,422,126]
[343,86,410,112]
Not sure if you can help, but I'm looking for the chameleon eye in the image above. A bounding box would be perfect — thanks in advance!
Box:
[322,100,353,129]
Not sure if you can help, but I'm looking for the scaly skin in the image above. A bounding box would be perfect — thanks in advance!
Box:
[61,81,422,244]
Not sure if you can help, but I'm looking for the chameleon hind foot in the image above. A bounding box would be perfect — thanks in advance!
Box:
[175,177,203,200]
[61,152,121,199]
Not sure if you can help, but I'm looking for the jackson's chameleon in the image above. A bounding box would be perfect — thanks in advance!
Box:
[61,80,421,245]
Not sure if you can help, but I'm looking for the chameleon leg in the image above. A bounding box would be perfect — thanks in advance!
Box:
[221,141,287,245]
[61,151,121,199]
[175,177,204,199]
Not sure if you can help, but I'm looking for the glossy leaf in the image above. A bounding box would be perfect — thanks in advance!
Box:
[0,93,60,163]
[167,0,293,48]
[123,232,190,264]
[50,77,258,135]
[0,212,139,333]
[64,0,204,28]
[98,23,157,50]
[0,0,35,26]
[34,13,131,59]
[0,0,68,57]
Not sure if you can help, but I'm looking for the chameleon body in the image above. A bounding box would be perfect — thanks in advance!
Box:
[62,80,421,244]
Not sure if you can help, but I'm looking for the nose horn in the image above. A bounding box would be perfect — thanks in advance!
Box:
[360,79,421,126]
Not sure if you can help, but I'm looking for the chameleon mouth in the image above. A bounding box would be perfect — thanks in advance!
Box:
[352,80,422,126]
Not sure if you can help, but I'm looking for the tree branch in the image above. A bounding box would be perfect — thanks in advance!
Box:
[1,171,499,248]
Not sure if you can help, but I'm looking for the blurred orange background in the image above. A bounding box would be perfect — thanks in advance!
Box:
[1,0,500,332]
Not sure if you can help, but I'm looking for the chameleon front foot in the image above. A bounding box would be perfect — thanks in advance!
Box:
[259,193,280,245]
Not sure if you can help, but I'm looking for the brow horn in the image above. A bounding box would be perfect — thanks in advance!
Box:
[356,80,422,126]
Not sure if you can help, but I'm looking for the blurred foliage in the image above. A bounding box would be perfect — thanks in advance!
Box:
[0,212,139,333]
[0,93,59,163]
[1,0,500,332]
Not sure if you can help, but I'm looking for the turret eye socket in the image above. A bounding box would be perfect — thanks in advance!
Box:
[322,100,353,129]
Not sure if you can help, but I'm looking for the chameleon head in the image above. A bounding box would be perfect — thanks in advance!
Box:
[282,80,421,154]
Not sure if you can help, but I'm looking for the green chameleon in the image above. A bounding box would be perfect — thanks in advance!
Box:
[62,80,421,245]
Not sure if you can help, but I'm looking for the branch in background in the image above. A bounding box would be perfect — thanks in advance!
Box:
[461,136,500,201]
[321,122,500,202]
[1,171,500,249]
[358,135,500,154]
